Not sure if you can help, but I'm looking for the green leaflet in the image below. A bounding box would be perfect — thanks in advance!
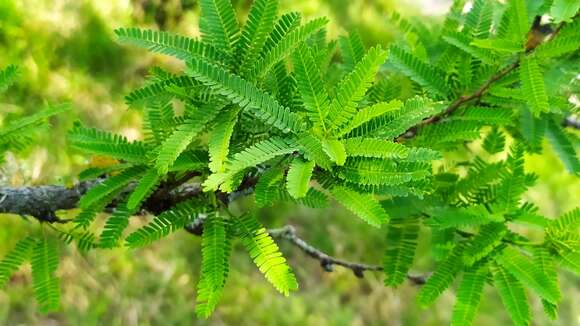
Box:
[464,0,493,39]
[0,64,19,93]
[548,207,580,233]
[1,103,69,138]
[31,238,60,313]
[250,17,329,79]
[235,0,278,72]
[0,237,35,288]
[338,31,365,73]
[545,118,580,174]
[156,104,222,175]
[383,216,420,286]
[255,167,285,207]
[471,38,523,53]
[462,223,507,266]
[235,214,298,295]
[321,138,346,166]
[343,137,409,160]
[125,76,201,107]
[203,137,298,191]
[443,32,499,64]
[455,106,512,125]
[451,264,488,326]
[126,168,162,211]
[199,0,240,54]
[99,204,137,249]
[297,133,333,170]
[58,231,97,252]
[519,107,546,151]
[68,124,150,164]
[208,108,240,173]
[388,45,450,97]
[494,246,560,304]
[330,185,390,227]
[286,157,315,199]
[418,244,464,306]
[196,214,232,318]
[534,34,580,58]
[426,206,504,229]
[326,46,388,130]
[533,247,561,319]
[78,165,148,210]
[114,28,224,62]
[168,150,209,172]
[292,43,331,131]
[510,0,530,44]
[519,55,550,116]
[550,0,580,23]
[374,97,442,139]
[335,100,402,138]
[492,264,531,326]
[339,158,430,187]
[482,128,506,154]
[186,57,304,133]
[126,200,203,248]
[261,12,301,57]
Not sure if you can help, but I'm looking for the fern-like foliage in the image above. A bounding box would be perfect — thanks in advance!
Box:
[492,264,531,326]
[0,64,19,92]
[195,213,232,318]
[249,17,329,80]
[235,214,298,295]
[326,46,388,130]
[156,104,222,175]
[126,168,162,210]
[208,108,239,173]
[7,0,577,321]
[292,43,331,131]
[388,45,450,98]
[0,237,35,288]
[519,55,550,116]
[126,200,204,248]
[99,204,137,249]
[78,165,147,209]
[114,28,224,62]
[451,264,488,326]
[494,246,560,304]
[286,157,315,199]
[68,124,150,164]
[338,31,365,73]
[235,0,278,73]
[417,244,464,306]
[545,118,580,174]
[204,137,298,191]
[330,186,390,227]
[31,237,60,313]
[383,216,420,286]
[186,57,303,133]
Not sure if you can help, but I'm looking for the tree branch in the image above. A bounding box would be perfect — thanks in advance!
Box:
[268,225,428,285]
[1,178,427,283]
[0,180,101,222]
[398,17,577,141]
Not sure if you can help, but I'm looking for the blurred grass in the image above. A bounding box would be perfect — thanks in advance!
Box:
[0,0,578,325]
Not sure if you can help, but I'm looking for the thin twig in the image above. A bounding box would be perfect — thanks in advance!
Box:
[268,225,428,285]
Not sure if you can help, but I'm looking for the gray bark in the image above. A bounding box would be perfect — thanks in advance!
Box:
[0,180,100,222]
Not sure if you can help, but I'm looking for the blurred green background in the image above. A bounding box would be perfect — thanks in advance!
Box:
[0,0,578,325]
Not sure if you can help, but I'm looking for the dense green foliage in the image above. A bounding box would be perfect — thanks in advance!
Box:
[0,0,579,324]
